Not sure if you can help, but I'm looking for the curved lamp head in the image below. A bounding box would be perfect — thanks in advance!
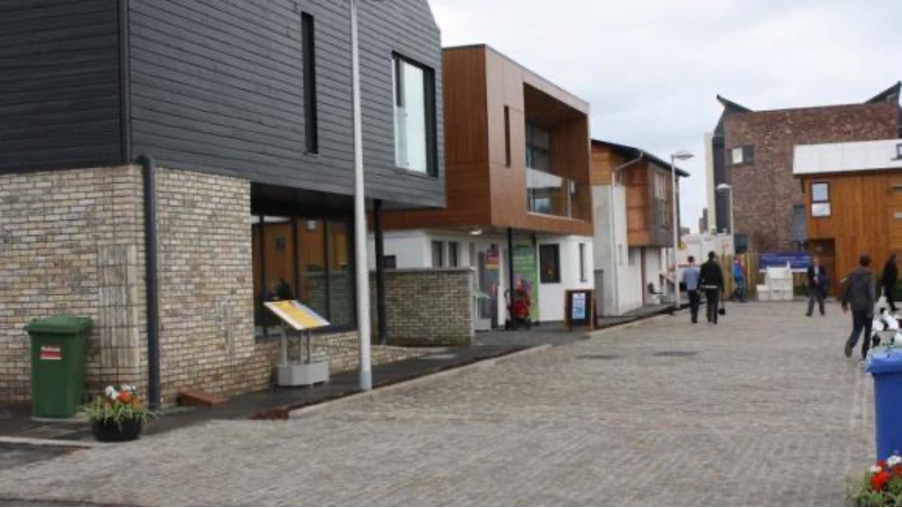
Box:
[671,150,693,161]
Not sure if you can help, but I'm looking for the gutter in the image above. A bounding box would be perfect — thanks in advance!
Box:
[140,154,161,410]
[607,152,645,316]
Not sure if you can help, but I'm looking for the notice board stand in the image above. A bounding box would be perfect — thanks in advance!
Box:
[265,300,330,387]
[565,289,596,332]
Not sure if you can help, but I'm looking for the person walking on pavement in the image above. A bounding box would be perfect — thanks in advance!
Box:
[731,258,746,303]
[806,256,828,316]
[842,255,876,359]
[881,254,898,313]
[699,251,725,325]
[682,256,701,324]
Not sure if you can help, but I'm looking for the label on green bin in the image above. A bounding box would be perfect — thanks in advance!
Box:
[40,345,62,361]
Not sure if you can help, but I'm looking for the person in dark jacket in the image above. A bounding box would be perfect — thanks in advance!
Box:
[842,255,876,359]
[881,254,898,312]
[699,251,725,325]
[806,256,828,316]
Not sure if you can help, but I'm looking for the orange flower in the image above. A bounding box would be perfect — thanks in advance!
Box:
[872,471,892,491]
[117,392,132,403]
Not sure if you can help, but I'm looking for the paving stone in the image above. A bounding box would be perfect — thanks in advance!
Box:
[0,302,875,506]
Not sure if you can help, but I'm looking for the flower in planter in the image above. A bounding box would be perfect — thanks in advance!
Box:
[852,455,902,506]
[82,385,153,429]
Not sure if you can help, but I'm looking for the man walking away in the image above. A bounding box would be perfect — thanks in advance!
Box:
[882,254,898,312]
[682,256,701,324]
[842,255,876,359]
[806,256,828,316]
[699,251,725,325]
[731,258,746,303]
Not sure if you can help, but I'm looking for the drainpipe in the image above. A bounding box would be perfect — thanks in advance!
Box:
[373,199,387,345]
[507,228,516,330]
[139,154,161,410]
[608,152,644,316]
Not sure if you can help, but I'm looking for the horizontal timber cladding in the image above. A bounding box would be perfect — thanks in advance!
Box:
[128,0,445,209]
[0,0,122,171]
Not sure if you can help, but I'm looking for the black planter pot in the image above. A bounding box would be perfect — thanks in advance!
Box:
[91,417,143,442]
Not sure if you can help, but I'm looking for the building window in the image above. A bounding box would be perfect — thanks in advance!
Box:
[539,244,560,283]
[653,172,670,229]
[731,145,754,165]
[252,215,353,337]
[393,55,436,175]
[896,143,902,159]
[448,242,459,268]
[526,123,554,214]
[579,243,587,282]
[431,240,444,268]
[504,106,512,167]
[302,13,318,154]
[811,182,830,217]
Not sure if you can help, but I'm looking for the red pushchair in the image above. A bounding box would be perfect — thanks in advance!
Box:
[504,288,532,329]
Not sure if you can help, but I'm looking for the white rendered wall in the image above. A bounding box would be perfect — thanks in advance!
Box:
[536,234,594,322]
[593,185,630,315]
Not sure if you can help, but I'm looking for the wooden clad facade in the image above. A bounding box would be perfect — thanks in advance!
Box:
[590,141,681,248]
[381,45,592,236]
[800,169,902,292]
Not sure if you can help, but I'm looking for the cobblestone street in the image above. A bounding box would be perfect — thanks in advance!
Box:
[0,302,874,506]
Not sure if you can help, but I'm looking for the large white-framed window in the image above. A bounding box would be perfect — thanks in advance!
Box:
[393,54,436,175]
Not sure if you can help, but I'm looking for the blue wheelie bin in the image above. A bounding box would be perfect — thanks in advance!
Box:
[867,349,902,460]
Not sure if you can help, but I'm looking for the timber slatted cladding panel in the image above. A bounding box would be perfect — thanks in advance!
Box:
[381,45,592,237]
[0,0,122,171]
[803,170,902,286]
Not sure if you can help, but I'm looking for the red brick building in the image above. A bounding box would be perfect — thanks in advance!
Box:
[707,83,901,252]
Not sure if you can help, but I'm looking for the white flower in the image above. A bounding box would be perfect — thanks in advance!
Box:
[104,386,119,400]
[888,456,902,467]
[871,465,883,473]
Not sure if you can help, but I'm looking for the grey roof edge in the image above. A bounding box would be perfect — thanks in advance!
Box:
[866,81,902,104]
[716,95,754,113]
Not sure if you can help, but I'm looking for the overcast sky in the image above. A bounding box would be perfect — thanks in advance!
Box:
[428,0,902,232]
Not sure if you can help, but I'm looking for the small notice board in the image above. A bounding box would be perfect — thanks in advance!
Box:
[264,300,330,331]
[565,289,596,331]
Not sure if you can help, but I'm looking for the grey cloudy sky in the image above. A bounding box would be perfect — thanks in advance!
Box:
[428,0,902,232]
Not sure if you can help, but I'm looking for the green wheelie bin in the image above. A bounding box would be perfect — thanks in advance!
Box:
[25,316,92,418]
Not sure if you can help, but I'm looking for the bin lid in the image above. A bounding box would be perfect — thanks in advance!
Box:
[866,349,902,374]
[24,316,92,335]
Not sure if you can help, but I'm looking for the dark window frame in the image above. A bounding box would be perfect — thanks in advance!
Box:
[579,243,587,282]
[539,244,561,283]
[392,53,438,177]
[431,240,444,268]
[730,145,755,166]
[302,13,318,154]
[448,241,459,268]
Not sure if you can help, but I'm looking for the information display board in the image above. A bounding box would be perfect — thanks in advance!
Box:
[264,300,330,331]
[565,289,596,331]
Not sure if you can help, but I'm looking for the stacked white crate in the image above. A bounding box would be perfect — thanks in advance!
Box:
[768,266,794,301]
[758,265,794,301]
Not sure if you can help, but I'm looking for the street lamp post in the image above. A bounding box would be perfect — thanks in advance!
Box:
[716,183,734,236]
[670,150,693,310]
[349,0,371,391]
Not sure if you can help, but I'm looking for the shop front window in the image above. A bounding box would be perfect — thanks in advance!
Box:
[252,214,355,336]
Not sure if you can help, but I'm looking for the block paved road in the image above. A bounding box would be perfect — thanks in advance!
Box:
[0,302,875,506]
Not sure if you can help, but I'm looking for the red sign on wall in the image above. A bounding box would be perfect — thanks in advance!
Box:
[40,345,62,361]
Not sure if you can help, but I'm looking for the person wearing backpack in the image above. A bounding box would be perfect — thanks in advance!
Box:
[842,255,877,359]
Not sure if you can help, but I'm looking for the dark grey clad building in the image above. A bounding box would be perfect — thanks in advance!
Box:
[0,0,445,405]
